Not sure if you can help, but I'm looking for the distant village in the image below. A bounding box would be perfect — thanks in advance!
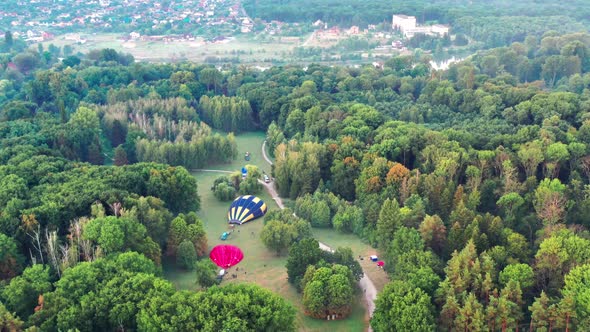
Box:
[305,14,450,55]
[0,0,278,42]
[1,0,451,53]
[310,14,449,40]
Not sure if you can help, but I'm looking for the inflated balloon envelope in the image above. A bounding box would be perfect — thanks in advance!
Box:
[209,244,244,268]
[227,195,267,225]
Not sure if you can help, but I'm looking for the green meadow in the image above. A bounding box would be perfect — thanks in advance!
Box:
[164,131,380,331]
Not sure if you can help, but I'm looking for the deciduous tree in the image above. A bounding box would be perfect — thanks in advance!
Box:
[560,264,590,329]
[0,302,23,332]
[534,178,568,226]
[177,240,198,270]
[286,238,323,289]
[1,264,52,320]
[194,259,218,289]
[0,234,23,280]
[260,220,298,255]
[371,280,435,332]
[302,265,354,319]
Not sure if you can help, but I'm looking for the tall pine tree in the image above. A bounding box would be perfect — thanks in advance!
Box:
[376,198,402,251]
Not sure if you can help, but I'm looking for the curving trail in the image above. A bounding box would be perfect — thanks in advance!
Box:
[260,180,284,209]
[195,142,377,330]
[261,140,377,330]
[192,169,234,174]
[261,140,274,166]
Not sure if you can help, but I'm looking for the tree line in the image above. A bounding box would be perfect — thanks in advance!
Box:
[199,95,253,133]
[244,0,589,50]
[2,32,590,329]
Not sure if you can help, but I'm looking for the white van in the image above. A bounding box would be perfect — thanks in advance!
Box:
[264,174,270,183]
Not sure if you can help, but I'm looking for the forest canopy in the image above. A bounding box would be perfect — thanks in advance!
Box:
[2,18,590,330]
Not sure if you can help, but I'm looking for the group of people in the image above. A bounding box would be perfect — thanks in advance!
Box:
[229,266,247,279]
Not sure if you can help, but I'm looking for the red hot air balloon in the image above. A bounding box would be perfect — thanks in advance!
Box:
[209,245,244,268]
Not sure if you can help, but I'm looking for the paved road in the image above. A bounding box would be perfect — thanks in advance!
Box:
[261,140,377,329]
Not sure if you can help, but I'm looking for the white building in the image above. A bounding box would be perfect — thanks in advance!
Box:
[392,14,416,33]
[403,27,432,38]
[347,26,359,35]
[241,17,253,33]
[431,24,450,36]
[393,14,450,38]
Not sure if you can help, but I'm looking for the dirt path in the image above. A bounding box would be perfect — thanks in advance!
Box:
[261,140,274,166]
[260,180,285,209]
[261,140,377,330]
[196,143,377,330]
[301,32,315,47]
[359,274,377,316]
[192,169,234,174]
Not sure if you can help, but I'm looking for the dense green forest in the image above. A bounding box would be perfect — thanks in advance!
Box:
[244,0,590,48]
[2,25,590,330]
[244,0,590,26]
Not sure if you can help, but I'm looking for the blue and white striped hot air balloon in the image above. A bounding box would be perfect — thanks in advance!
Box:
[227,195,267,225]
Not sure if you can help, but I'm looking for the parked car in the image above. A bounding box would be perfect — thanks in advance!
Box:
[264,174,270,183]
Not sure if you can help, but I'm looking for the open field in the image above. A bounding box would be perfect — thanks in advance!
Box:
[163,131,368,331]
[200,131,272,174]
[312,228,389,292]
[263,139,389,292]
[43,33,305,63]
[41,31,407,65]
[304,31,349,48]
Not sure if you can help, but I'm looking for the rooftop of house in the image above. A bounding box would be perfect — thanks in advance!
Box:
[393,14,414,20]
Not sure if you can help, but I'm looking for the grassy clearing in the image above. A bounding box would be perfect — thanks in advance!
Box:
[264,135,390,292]
[43,33,300,63]
[164,169,283,290]
[163,130,369,331]
[199,131,271,174]
[312,228,390,292]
